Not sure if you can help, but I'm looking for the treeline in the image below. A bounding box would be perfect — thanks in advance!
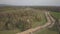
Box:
[0,6,60,12]
[33,6,60,12]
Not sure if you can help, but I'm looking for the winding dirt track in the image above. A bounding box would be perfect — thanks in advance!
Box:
[17,11,55,34]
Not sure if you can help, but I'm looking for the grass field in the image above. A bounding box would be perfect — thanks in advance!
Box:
[50,12,60,19]
[35,28,58,34]
[0,29,21,34]
[35,11,60,34]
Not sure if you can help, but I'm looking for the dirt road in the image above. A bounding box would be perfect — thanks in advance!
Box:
[17,11,55,34]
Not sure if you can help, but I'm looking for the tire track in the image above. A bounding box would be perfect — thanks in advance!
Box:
[17,11,55,34]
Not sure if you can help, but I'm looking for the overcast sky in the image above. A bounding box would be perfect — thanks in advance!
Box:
[0,0,60,6]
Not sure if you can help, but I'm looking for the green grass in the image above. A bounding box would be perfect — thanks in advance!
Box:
[50,12,60,19]
[34,11,60,34]
[0,29,21,34]
[35,28,58,34]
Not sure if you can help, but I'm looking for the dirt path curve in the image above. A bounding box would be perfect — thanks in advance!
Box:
[17,11,55,34]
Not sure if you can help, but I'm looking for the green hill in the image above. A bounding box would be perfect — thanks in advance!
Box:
[0,7,46,34]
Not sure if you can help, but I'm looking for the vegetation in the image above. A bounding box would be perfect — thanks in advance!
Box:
[50,12,60,19]
[0,7,46,34]
[0,29,20,34]
[50,11,60,34]
[35,11,60,34]
[0,6,59,34]
[35,28,58,34]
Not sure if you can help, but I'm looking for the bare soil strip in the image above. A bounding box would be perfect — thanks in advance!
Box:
[17,11,55,34]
